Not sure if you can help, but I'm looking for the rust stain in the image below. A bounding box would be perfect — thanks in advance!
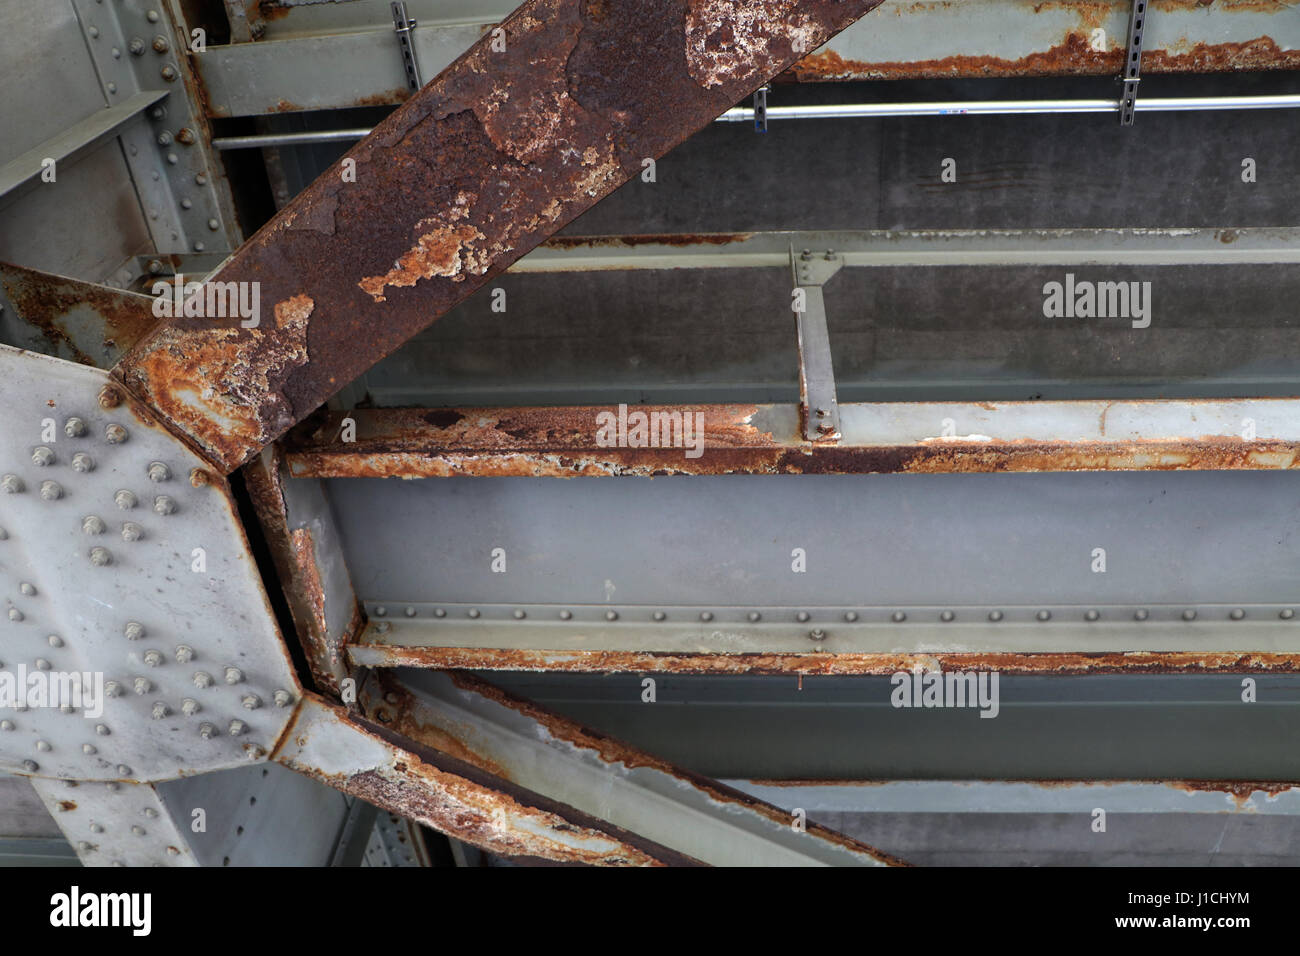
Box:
[364,678,508,779]
[57,801,76,812]
[353,87,413,109]
[0,263,159,367]
[786,34,1300,81]
[281,406,1300,478]
[349,647,1300,676]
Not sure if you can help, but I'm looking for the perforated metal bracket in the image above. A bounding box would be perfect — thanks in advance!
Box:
[391,1,422,92]
[753,85,769,132]
[790,246,843,442]
[1119,0,1148,126]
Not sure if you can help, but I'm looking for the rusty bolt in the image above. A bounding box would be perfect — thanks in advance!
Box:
[817,422,836,435]
[808,629,826,641]
[31,446,53,466]
[161,65,177,81]
[129,37,146,56]
[98,385,122,409]
[152,35,169,53]
[176,127,196,146]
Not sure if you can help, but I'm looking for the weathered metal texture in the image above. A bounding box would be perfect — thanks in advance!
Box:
[281,399,1300,478]
[113,0,884,474]
[272,693,704,865]
[30,777,198,866]
[350,642,1300,677]
[242,446,360,694]
[784,0,1300,82]
[0,262,161,369]
[362,671,900,865]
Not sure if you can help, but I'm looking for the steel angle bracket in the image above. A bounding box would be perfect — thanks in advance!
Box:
[791,245,844,441]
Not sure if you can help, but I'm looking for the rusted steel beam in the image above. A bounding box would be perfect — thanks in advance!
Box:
[272,694,702,865]
[113,0,884,474]
[348,643,1300,677]
[362,672,902,865]
[280,401,1300,478]
[242,446,361,695]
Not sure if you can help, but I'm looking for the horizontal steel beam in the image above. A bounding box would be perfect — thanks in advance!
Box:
[510,227,1300,273]
[197,1,1300,116]
[282,400,1300,478]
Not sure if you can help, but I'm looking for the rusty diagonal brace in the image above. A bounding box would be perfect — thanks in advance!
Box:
[111,0,884,474]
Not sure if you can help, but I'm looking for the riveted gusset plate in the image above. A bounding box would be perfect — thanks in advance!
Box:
[30,776,197,866]
[0,344,300,782]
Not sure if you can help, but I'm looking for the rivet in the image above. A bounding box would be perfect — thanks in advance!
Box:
[228,719,246,736]
[748,611,761,622]
[47,635,63,647]
[131,825,145,836]
[153,495,175,515]
[246,744,267,760]
[124,621,145,640]
[1182,609,1197,621]
[105,681,123,698]
[193,671,213,688]
[189,468,210,487]
[808,629,826,641]
[161,65,177,81]
[181,198,192,210]
[143,649,163,667]
[35,740,51,751]
[106,81,117,94]
[6,608,20,622]
[1036,610,1051,621]
[95,724,109,736]
[700,611,714,621]
[39,480,63,500]
[104,782,118,792]
[195,173,208,186]
[150,702,168,719]
[1135,609,1149,621]
[89,26,99,38]
[82,744,96,754]
[121,522,144,542]
[147,461,170,482]
[199,722,215,739]
[31,446,54,466]
[181,698,199,716]
[513,609,526,619]
[940,610,955,622]
[559,610,572,620]
[129,37,146,55]
[844,611,858,622]
[273,689,293,707]
[1282,609,1295,620]
[795,611,809,623]
[22,760,37,773]
[1085,609,1100,621]
[0,720,12,731]
[34,659,51,671]
[241,694,261,710]
[1230,608,1245,620]
[375,621,390,634]
[133,677,151,695]
[19,582,35,596]
[1,475,23,494]
[651,611,665,621]
[606,610,619,621]
[194,241,206,252]
[892,611,906,623]
[224,666,243,684]
[115,490,137,510]
[174,645,193,662]
[434,608,446,618]
[404,606,416,617]
[98,386,122,409]
[72,453,94,473]
[147,10,161,23]
[143,808,158,818]
[89,546,113,566]
[374,605,388,617]
[467,608,480,619]
[77,841,92,851]
[208,219,220,231]
[152,35,169,53]
[104,424,128,444]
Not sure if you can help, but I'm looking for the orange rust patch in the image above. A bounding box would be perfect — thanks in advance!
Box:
[357,225,486,302]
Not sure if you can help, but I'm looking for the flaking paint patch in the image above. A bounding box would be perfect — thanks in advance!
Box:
[686,0,817,88]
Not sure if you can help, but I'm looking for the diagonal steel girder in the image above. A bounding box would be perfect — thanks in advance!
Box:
[111,0,884,474]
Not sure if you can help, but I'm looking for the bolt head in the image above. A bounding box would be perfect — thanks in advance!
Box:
[224,666,242,684]
[31,446,53,466]
[72,453,94,473]
[153,495,176,515]
[98,386,122,409]
[89,546,113,566]
[40,480,63,500]
[64,417,86,437]
[104,424,128,444]
[134,678,151,695]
